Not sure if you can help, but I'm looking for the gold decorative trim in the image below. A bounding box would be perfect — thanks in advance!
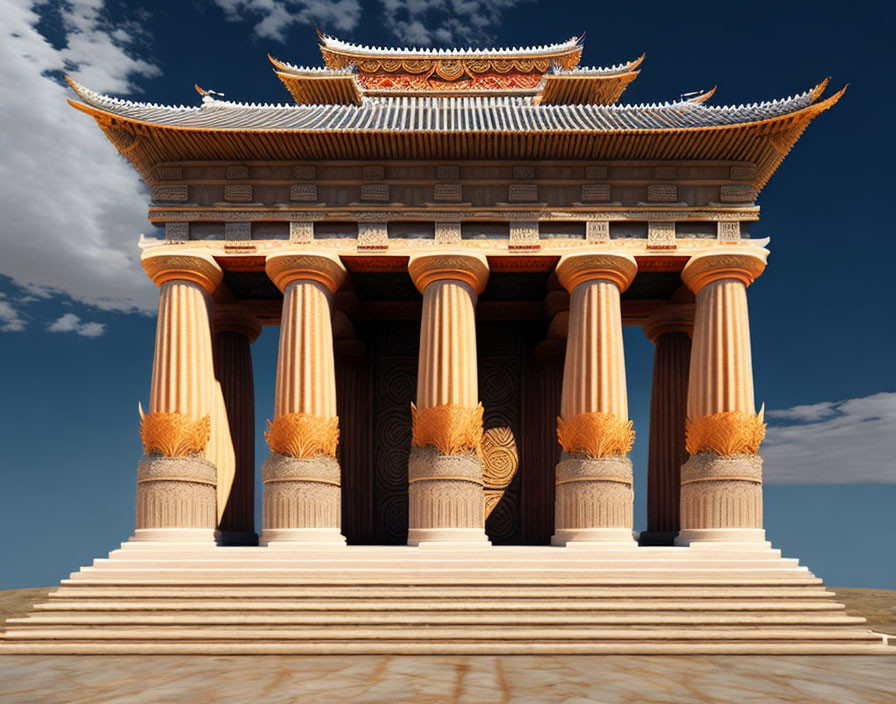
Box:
[685,410,766,456]
[265,412,340,459]
[264,252,346,293]
[680,475,762,486]
[556,411,635,458]
[555,253,638,293]
[141,250,223,293]
[407,253,490,294]
[681,251,767,294]
[139,411,211,457]
[411,403,484,455]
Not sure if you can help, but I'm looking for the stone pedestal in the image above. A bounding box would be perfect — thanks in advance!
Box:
[640,305,694,546]
[213,305,261,545]
[552,253,637,546]
[262,253,347,545]
[135,250,223,542]
[407,253,490,545]
[676,250,768,545]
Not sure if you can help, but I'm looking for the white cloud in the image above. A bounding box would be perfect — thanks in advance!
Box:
[47,312,106,337]
[0,297,27,332]
[0,1,161,315]
[381,0,534,46]
[762,392,896,484]
[212,0,362,42]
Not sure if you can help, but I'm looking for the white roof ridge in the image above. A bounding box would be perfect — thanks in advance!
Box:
[319,33,581,58]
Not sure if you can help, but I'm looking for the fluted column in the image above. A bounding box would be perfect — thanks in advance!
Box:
[213,304,261,545]
[262,253,346,545]
[135,250,222,542]
[407,253,490,545]
[640,304,694,545]
[552,253,637,546]
[677,250,768,545]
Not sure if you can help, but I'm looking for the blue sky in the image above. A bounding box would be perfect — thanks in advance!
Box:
[0,0,894,590]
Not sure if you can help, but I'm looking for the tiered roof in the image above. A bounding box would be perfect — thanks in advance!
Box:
[271,33,642,105]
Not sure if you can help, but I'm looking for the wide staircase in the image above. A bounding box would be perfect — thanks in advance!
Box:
[1,543,890,654]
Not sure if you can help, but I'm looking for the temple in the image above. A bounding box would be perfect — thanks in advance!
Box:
[2,32,888,654]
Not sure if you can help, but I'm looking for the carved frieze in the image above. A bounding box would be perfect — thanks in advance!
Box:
[435,222,462,245]
[154,166,182,181]
[582,184,611,202]
[647,184,678,203]
[585,165,608,180]
[720,185,757,203]
[586,220,610,244]
[293,165,316,180]
[224,222,251,240]
[655,166,676,179]
[717,220,741,243]
[509,221,540,251]
[152,185,188,202]
[437,165,460,180]
[433,183,462,202]
[165,222,189,242]
[647,221,676,249]
[362,165,385,180]
[512,165,535,180]
[290,184,318,202]
[361,183,390,202]
[226,166,249,180]
[224,184,253,202]
[358,221,388,250]
[508,183,538,202]
[289,221,314,244]
[729,165,757,181]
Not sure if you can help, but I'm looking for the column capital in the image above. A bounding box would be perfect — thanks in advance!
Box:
[681,250,767,294]
[408,253,489,295]
[214,303,263,343]
[642,303,695,343]
[555,252,637,293]
[141,249,222,294]
[265,252,346,294]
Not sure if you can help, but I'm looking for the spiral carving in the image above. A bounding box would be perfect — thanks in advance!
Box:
[481,426,518,489]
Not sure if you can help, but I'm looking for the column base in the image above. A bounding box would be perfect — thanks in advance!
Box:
[551,528,637,546]
[215,530,259,546]
[407,528,491,546]
[638,530,679,546]
[675,528,768,545]
[130,528,217,543]
[261,528,346,546]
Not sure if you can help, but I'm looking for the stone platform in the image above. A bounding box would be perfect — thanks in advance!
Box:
[0,543,890,654]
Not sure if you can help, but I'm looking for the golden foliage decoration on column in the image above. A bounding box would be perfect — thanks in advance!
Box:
[685,408,766,456]
[557,411,635,458]
[411,403,484,456]
[265,413,340,459]
[139,408,211,458]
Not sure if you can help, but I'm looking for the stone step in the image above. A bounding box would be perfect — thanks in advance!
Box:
[2,640,889,655]
[59,576,825,587]
[68,567,813,581]
[2,625,882,643]
[45,585,836,599]
[90,558,801,570]
[33,599,847,612]
[8,611,866,626]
